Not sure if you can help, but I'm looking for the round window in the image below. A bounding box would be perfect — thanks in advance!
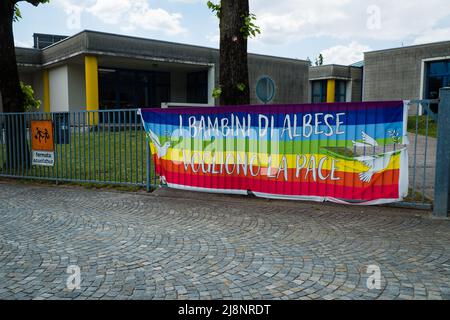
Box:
[256,76,276,103]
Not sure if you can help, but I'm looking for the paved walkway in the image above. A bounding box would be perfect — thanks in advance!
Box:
[0,181,448,300]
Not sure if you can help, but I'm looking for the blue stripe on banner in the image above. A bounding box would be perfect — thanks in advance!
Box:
[145,122,404,142]
[141,108,404,128]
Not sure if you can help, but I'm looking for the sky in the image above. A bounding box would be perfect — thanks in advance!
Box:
[13,0,450,65]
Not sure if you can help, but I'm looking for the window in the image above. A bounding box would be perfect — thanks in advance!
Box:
[311,80,327,103]
[335,80,347,102]
[256,76,276,103]
[99,69,170,111]
[187,71,208,104]
[425,60,450,113]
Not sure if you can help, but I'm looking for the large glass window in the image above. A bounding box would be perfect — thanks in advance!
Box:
[311,80,327,103]
[335,80,347,102]
[426,60,450,113]
[99,68,170,110]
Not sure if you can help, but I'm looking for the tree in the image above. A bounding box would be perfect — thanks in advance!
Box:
[208,1,260,106]
[315,53,324,66]
[1,1,49,113]
[0,1,49,170]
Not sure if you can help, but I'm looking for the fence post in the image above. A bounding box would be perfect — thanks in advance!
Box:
[433,87,450,218]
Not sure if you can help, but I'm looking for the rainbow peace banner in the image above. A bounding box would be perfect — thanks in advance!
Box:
[139,101,409,205]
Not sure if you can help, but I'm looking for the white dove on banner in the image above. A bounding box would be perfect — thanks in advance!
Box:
[148,129,171,158]
[352,131,393,183]
[354,153,393,183]
[352,131,379,148]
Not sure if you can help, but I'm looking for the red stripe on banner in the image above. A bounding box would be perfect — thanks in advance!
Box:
[160,169,399,201]
[156,159,400,189]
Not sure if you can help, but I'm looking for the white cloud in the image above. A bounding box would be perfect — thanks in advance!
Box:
[55,0,186,35]
[413,28,450,45]
[321,42,371,65]
[168,0,205,3]
[250,0,450,45]
[206,33,219,45]
[15,39,33,48]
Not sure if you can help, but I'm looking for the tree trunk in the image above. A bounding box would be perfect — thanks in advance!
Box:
[1,0,24,113]
[219,0,250,106]
[0,0,31,170]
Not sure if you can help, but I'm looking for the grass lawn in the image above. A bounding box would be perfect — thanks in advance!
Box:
[407,116,437,138]
[403,188,432,204]
[0,128,158,187]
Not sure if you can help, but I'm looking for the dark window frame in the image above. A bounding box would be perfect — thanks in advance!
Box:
[335,80,347,103]
[311,80,328,103]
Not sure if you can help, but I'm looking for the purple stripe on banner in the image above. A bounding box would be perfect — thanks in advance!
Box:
[140,101,404,115]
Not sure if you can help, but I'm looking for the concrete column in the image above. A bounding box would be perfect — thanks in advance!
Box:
[43,69,50,113]
[85,55,99,125]
[433,87,450,217]
[326,79,335,103]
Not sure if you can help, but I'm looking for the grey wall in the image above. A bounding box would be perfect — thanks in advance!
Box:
[350,67,363,102]
[32,71,44,109]
[248,55,309,104]
[67,64,86,112]
[363,41,450,101]
[49,65,69,112]
[309,65,354,80]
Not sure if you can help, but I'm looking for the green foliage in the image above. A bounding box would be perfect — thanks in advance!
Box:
[207,1,221,18]
[236,83,246,92]
[14,1,50,22]
[306,57,312,67]
[13,5,22,22]
[20,82,41,111]
[212,87,222,99]
[240,13,261,39]
[407,115,437,138]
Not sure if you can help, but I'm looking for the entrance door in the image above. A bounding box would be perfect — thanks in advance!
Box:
[426,60,450,113]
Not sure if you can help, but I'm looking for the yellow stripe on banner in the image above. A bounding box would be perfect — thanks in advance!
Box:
[152,147,402,174]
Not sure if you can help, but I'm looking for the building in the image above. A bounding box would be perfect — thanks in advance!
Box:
[308,64,363,103]
[1,30,309,114]
[307,40,450,111]
[4,31,449,114]
[363,40,450,113]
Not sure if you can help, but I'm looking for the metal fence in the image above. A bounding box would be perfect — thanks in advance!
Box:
[401,99,438,209]
[0,101,442,210]
[0,109,159,189]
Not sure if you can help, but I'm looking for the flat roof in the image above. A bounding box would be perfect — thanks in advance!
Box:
[365,40,450,55]
[24,30,307,65]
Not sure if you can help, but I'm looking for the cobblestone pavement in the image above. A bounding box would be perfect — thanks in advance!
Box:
[0,181,449,300]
